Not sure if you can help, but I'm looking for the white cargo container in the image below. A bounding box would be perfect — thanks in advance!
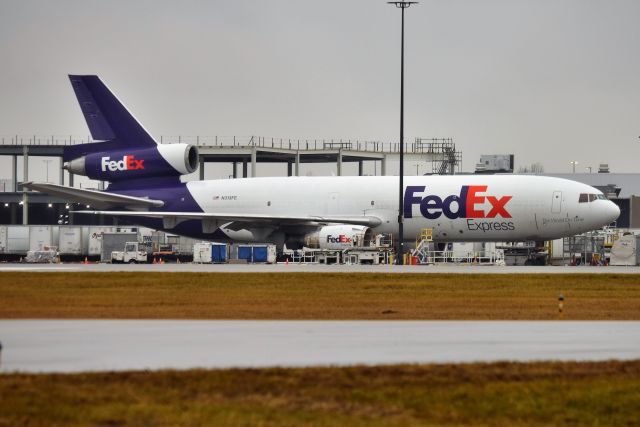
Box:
[610,234,640,266]
[450,242,475,260]
[7,226,29,253]
[29,226,54,251]
[193,242,213,263]
[551,238,564,261]
[58,226,83,255]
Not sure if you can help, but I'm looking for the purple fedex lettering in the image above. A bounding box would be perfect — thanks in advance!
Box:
[404,186,468,220]
[420,195,443,219]
[443,187,468,218]
[404,186,425,219]
[404,186,510,220]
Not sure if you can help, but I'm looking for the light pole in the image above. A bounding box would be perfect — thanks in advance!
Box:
[414,162,420,175]
[570,161,578,173]
[388,0,418,265]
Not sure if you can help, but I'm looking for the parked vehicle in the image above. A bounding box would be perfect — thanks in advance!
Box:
[111,242,148,264]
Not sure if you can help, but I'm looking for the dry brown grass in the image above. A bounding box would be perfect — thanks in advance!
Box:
[0,272,639,319]
[1,360,638,426]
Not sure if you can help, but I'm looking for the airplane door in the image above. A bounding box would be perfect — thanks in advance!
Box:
[551,191,562,213]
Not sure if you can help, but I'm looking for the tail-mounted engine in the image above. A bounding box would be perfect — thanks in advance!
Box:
[64,143,199,181]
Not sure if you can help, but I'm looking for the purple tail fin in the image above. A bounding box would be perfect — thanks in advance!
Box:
[64,75,157,161]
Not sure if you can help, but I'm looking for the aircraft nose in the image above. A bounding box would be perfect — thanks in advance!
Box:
[605,201,620,224]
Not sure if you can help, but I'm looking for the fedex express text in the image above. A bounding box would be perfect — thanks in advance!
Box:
[404,185,516,232]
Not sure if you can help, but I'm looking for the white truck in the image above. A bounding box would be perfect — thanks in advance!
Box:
[111,242,148,264]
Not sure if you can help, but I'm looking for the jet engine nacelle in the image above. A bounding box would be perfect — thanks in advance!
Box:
[304,225,373,250]
[64,143,199,181]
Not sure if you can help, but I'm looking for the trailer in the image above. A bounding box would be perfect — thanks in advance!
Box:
[58,226,83,255]
[29,226,54,252]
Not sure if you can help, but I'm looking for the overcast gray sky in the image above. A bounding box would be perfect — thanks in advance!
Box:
[0,0,638,180]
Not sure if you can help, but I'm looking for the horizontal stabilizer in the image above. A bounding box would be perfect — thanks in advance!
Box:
[72,210,382,227]
[23,182,164,210]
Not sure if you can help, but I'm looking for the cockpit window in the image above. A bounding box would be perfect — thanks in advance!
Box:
[579,193,607,203]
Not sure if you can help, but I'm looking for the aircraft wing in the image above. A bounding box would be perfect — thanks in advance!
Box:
[22,182,165,210]
[73,210,383,230]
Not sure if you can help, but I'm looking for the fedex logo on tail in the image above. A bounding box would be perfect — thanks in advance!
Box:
[404,186,512,220]
[101,155,145,172]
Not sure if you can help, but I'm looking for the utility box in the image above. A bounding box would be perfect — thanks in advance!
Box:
[610,234,640,266]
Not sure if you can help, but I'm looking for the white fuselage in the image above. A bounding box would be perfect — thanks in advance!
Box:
[186,175,620,242]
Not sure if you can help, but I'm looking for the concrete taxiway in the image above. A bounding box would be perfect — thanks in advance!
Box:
[1,263,640,273]
[1,320,638,373]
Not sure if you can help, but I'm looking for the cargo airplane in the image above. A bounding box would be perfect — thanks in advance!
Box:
[24,76,620,250]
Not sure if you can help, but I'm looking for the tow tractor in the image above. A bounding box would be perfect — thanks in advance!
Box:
[111,242,148,264]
